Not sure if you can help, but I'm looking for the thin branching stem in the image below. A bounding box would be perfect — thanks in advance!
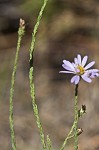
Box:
[60,84,79,150]
[60,121,75,150]
[29,0,48,150]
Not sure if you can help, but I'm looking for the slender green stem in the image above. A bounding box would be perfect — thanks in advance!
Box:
[30,0,48,61]
[60,84,80,150]
[74,84,79,150]
[29,68,46,149]
[60,121,75,150]
[29,0,48,149]
[67,134,74,139]
[46,135,52,150]
[9,24,25,150]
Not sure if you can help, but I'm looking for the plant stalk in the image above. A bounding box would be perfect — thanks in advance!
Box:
[74,84,79,150]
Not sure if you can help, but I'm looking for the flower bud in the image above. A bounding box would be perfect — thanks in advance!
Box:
[78,105,86,118]
[77,128,83,136]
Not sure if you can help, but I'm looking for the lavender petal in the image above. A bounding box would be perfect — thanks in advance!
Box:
[82,56,88,67]
[90,72,99,78]
[59,71,74,74]
[62,64,75,72]
[84,61,95,70]
[74,58,78,65]
[88,69,99,73]
[81,74,92,83]
[63,60,75,71]
[71,75,80,84]
[77,54,81,65]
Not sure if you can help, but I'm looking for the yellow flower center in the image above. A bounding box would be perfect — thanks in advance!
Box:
[77,65,85,75]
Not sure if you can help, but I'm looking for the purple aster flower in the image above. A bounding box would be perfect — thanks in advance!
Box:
[88,69,99,78]
[59,54,99,85]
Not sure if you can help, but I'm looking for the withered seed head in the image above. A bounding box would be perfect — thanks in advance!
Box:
[78,104,86,118]
[19,18,25,28]
[77,128,83,136]
[82,105,86,113]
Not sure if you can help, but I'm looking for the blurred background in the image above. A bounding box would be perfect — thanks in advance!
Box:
[0,0,99,150]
